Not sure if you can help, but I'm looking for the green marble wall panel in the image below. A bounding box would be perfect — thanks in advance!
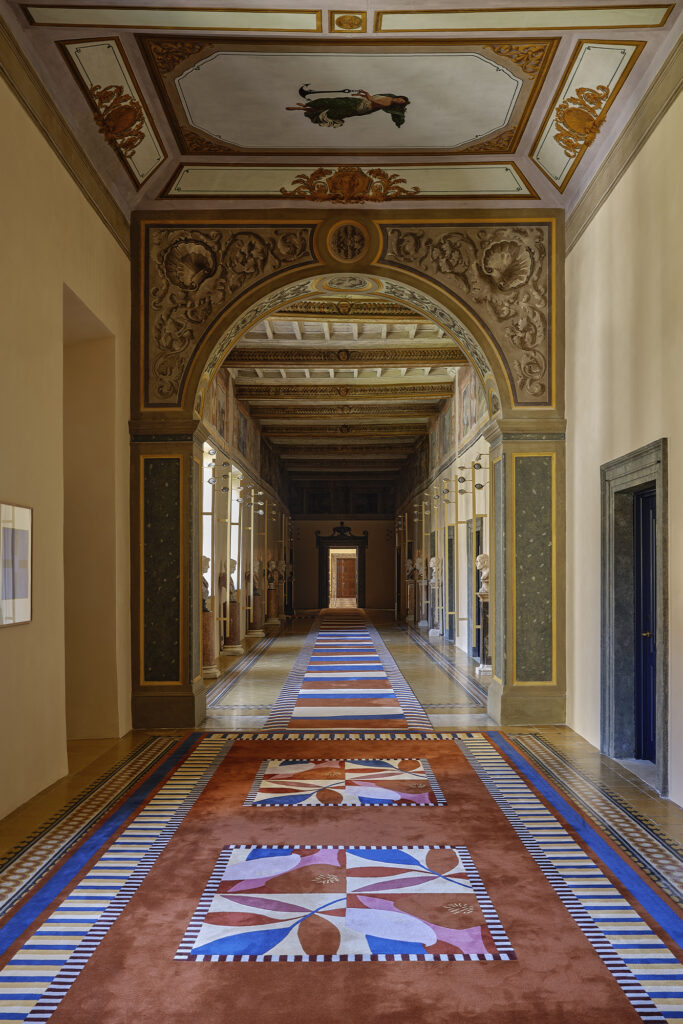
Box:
[514,455,553,682]
[191,455,201,681]
[493,456,504,680]
[143,457,181,682]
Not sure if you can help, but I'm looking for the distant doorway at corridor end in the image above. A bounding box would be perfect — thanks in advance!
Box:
[329,548,357,608]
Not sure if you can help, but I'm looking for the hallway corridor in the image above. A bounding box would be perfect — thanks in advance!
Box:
[2,618,683,1022]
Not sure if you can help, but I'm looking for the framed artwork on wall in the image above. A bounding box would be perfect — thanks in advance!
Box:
[0,503,32,626]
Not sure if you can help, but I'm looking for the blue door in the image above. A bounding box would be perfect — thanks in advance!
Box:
[634,488,656,762]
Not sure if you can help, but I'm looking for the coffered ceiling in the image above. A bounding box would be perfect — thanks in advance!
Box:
[2,0,679,218]
[228,306,462,480]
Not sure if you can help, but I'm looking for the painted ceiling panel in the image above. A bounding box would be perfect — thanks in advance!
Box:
[1,0,678,215]
[531,40,645,191]
[375,5,672,33]
[164,162,536,199]
[142,38,557,157]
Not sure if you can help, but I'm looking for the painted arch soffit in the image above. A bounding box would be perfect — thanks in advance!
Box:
[141,216,557,414]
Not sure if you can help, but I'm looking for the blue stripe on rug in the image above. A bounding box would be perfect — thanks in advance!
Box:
[490,731,683,950]
[0,734,199,956]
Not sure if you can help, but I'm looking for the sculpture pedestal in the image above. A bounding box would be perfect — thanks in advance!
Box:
[246,594,265,637]
[202,609,219,678]
[476,593,492,675]
[222,602,244,655]
[265,588,280,626]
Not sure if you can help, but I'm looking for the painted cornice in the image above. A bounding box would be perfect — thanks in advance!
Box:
[566,35,683,253]
[0,13,130,255]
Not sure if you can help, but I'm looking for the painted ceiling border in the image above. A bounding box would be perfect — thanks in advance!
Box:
[0,12,129,254]
[565,34,683,252]
[374,5,674,33]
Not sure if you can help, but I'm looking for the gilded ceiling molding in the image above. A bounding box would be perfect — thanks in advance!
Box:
[262,423,423,436]
[0,13,129,254]
[225,347,465,366]
[379,223,553,404]
[281,298,421,318]
[280,166,420,204]
[566,35,683,252]
[252,405,442,418]
[236,382,453,400]
[146,226,317,404]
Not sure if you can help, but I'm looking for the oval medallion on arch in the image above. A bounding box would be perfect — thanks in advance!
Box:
[326,221,370,263]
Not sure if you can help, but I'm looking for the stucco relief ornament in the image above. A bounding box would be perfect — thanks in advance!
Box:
[148,227,314,402]
[554,85,610,157]
[383,225,549,401]
[89,84,145,157]
[280,165,420,204]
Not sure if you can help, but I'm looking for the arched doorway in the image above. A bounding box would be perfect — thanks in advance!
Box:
[129,210,565,730]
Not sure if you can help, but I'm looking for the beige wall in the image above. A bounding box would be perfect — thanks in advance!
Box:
[0,80,131,818]
[566,96,683,802]
[293,519,395,610]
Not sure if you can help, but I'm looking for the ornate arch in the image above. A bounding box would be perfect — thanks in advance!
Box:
[130,209,565,732]
[132,209,562,426]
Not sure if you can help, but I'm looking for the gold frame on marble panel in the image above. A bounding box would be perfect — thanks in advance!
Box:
[490,454,502,684]
[193,451,203,684]
[139,453,186,686]
[530,38,647,193]
[511,451,557,687]
[373,5,672,33]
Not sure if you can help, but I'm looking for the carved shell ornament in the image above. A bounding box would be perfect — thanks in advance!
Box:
[162,238,217,291]
[481,239,534,291]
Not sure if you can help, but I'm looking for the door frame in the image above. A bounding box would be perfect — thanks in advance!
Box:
[316,523,368,610]
[601,438,668,794]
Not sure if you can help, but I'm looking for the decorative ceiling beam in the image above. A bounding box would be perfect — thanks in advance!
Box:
[236,382,454,401]
[262,423,426,438]
[249,403,442,420]
[224,347,465,368]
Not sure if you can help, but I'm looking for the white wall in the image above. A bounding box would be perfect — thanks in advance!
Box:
[0,79,131,817]
[566,96,683,801]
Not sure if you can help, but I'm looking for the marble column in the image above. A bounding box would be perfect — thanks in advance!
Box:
[484,419,566,725]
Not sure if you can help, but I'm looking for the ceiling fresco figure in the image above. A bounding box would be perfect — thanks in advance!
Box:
[286,85,410,128]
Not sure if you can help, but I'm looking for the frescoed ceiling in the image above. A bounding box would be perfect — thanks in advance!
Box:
[1,0,679,215]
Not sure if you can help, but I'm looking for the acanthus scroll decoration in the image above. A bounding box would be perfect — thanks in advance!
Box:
[381,224,550,403]
[147,227,316,404]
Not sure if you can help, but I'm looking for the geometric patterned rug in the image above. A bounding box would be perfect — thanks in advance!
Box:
[265,611,431,730]
[2,731,683,1023]
[244,758,446,807]
[175,843,514,961]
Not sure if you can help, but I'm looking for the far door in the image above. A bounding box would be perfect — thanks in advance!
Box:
[336,556,357,600]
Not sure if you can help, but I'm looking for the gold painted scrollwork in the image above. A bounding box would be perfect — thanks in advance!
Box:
[553,85,610,157]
